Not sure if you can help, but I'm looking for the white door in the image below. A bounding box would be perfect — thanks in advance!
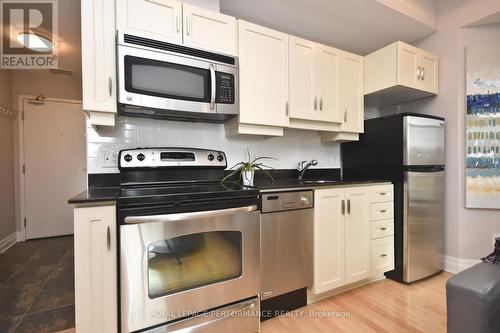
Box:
[313,188,345,294]
[345,187,372,284]
[340,51,364,133]
[23,98,86,239]
[116,0,182,44]
[238,20,289,127]
[316,44,342,123]
[289,36,316,121]
[182,3,237,56]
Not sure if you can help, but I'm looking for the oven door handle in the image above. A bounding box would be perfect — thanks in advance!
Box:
[209,64,216,110]
[124,205,258,224]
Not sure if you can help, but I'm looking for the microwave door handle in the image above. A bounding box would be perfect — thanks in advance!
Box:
[209,64,216,110]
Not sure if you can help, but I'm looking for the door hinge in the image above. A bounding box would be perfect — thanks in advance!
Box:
[23,164,25,174]
[28,94,46,105]
[24,217,26,228]
[21,111,24,121]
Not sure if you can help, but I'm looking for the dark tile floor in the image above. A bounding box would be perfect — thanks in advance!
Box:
[0,236,75,333]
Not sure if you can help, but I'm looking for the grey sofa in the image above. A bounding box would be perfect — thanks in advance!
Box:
[446,263,500,333]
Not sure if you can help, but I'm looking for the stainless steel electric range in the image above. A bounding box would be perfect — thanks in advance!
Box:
[117,148,261,333]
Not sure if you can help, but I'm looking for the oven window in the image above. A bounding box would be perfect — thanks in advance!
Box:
[148,231,242,298]
[124,56,210,102]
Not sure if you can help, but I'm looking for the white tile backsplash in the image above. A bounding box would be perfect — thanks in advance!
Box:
[86,116,341,174]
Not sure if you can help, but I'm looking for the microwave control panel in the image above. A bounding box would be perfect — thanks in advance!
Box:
[215,72,235,104]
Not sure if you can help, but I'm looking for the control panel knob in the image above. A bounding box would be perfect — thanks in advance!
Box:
[217,154,224,162]
[137,153,145,161]
[124,154,132,162]
[207,154,214,161]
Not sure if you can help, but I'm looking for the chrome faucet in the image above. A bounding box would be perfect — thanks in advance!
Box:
[297,159,318,180]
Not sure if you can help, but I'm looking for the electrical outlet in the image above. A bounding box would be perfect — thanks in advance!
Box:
[103,150,118,168]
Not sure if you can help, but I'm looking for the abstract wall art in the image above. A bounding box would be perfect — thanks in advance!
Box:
[466,45,500,209]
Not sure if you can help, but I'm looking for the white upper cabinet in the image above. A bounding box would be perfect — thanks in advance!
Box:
[340,52,364,133]
[316,44,342,123]
[81,0,117,126]
[116,1,237,56]
[116,0,182,44]
[290,37,316,121]
[238,20,289,128]
[182,3,237,56]
[365,41,438,106]
[289,37,342,124]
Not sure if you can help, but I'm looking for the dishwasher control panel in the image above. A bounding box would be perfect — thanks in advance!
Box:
[261,191,314,213]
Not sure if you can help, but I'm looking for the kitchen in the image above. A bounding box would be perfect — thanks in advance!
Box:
[1,0,500,333]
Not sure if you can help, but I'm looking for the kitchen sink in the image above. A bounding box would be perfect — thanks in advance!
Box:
[300,180,340,184]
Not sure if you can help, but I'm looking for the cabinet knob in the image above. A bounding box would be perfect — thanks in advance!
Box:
[319,97,323,111]
[314,96,318,110]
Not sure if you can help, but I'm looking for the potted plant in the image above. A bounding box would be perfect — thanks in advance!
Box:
[221,149,275,186]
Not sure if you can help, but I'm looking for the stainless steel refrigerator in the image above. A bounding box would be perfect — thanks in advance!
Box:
[342,113,445,283]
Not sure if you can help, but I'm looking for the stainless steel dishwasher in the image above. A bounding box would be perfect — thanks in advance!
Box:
[260,190,314,302]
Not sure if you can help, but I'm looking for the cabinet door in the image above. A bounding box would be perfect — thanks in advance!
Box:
[289,36,317,121]
[397,42,420,90]
[340,52,364,133]
[182,4,237,56]
[74,205,117,333]
[116,0,182,44]
[81,0,116,115]
[238,20,289,127]
[316,44,341,123]
[418,50,438,94]
[313,188,345,294]
[344,187,371,284]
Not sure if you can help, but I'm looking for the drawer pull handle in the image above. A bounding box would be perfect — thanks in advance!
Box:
[380,227,387,231]
[379,192,387,195]
[106,226,111,250]
[380,209,387,213]
[380,254,387,257]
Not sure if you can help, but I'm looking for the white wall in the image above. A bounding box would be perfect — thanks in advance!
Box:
[87,116,340,174]
[371,0,500,266]
[0,70,15,242]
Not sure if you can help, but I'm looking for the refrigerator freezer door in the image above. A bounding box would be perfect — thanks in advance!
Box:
[403,170,445,282]
[403,116,445,166]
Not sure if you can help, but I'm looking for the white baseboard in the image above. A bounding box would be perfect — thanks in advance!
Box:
[444,255,481,274]
[307,274,386,305]
[16,231,23,242]
[0,232,18,253]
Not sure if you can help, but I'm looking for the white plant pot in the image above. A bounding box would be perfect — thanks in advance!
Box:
[242,170,255,186]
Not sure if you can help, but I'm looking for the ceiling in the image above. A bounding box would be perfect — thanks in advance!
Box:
[220,0,438,55]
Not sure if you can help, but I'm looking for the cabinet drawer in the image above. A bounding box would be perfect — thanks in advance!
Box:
[372,236,394,275]
[370,185,393,203]
[371,202,393,221]
[371,219,394,239]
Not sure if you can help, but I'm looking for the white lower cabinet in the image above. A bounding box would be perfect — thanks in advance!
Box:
[313,184,394,295]
[74,204,117,333]
[344,187,372,284]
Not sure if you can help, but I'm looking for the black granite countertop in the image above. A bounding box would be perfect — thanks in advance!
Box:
[68,187,120,204]
[68,169,391,204]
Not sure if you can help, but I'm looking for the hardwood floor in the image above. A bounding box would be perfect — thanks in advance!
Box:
[57,272,450,333]
[262,272,451,333]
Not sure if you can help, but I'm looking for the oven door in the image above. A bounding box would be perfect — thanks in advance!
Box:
[120,205,260,333]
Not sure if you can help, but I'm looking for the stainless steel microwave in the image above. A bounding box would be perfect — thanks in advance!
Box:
[117,32,238,123]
